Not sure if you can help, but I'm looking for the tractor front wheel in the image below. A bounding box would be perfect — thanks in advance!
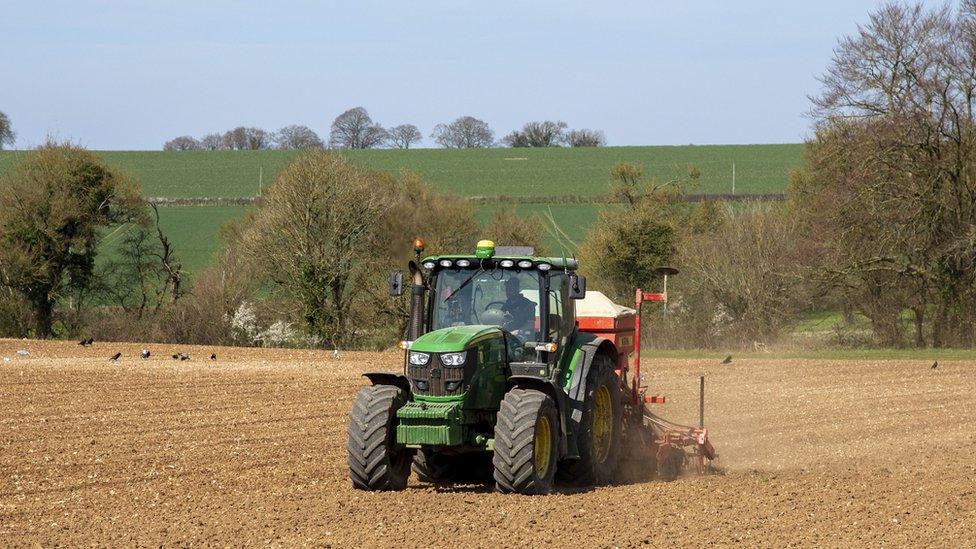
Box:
[347,385,413,491]
[493,389,559,495]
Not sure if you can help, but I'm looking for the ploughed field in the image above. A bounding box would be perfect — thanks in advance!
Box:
[1,339,974,547]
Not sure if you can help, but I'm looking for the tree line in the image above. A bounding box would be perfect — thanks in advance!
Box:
[163,107,605,151]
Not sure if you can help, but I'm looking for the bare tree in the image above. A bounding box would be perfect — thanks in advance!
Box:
[273,125,324,150]
[431,116,494,148]
[678,203,808,347]
[501,130,530,148]
[163,136,202,151]
[0,111,14,150]
[200,133,225,150]
[328,107,387,149]
[387,124,422,149]
[523,120,568,147]
[97,203,184,317]
[567,128,605,147]
[802,1,976,346]
[242,152,395,347]
[222,127,270,150]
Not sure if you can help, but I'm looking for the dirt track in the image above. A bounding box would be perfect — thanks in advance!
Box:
[1,339,974,547]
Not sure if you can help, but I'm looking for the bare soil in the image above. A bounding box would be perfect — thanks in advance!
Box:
[1,339,974,547]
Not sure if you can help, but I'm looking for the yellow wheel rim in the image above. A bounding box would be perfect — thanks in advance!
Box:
[534,415,552,479]
[593,385,612,463]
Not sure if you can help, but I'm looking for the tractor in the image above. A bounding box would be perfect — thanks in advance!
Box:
[347,239,715,494]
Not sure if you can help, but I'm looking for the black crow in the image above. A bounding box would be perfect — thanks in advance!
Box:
[140,349,151,359]
[931,361,938,369]
[171,353,179,360]
[210,353,217,360]
[109,352,121,361]
[721,355,732,364]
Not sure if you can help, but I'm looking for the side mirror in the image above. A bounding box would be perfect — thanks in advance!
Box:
[388,271,404,296]
[568,273,586,299]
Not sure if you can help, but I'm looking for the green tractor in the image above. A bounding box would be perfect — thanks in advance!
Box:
[347,239,714,494]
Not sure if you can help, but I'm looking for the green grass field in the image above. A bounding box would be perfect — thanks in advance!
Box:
[0,144,804,273]
[0,144,804,198]
[98,205,251,274]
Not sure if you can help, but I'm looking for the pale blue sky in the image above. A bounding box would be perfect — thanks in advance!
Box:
[1,0,883,150]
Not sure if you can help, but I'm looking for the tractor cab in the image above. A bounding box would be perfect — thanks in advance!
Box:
[390,240,586,363]
[398,240,586,365]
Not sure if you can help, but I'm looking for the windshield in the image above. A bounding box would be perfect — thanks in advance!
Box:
[431,267,541,343]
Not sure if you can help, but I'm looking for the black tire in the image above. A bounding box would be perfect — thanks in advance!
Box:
[412,448,457,484]
[493,389,559,495]
[347,385,413,491]
[557,354,623,485]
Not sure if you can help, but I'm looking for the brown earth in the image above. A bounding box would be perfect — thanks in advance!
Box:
[1,339,974,547]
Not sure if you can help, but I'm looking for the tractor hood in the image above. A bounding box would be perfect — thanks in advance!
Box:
[410,325,503,353]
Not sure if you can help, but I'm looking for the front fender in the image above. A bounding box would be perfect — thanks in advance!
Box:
[362,372,411,394]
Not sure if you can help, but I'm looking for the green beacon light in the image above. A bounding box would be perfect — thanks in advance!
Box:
[475,239,495,259]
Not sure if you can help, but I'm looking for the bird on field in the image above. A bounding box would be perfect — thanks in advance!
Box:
[171,353,180,360]
[109,352,122,361]
[720,355,732,365]
[210,353,217,360]
[333,348,341,359]
[16,349,30,357]
[179,353,189,361]
[79,337,93,347]
[140,349,151,359]
[931,360,938,369]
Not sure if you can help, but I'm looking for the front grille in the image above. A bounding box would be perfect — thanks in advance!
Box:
[407,350,474,396]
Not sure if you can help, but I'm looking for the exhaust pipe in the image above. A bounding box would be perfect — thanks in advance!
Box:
[406,260,426,341]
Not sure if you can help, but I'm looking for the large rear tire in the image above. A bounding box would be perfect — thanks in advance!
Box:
[492,389,558,494]
[557,355,623,485]
[347,385,413,491]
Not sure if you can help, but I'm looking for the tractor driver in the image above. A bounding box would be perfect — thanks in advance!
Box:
[501,276,535,339]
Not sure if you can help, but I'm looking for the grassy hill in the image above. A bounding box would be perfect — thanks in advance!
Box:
[0,144,803,198]
[0,144,805,272]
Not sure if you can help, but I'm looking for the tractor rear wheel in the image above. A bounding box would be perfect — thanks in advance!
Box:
[557,355,623,485]
[347,385,413,491]
[412,449,457,484]
[492,389,558,494]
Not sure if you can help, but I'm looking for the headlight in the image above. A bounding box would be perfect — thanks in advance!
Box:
[440,352,466,366]
[499,259,515,268]
[409,351,430,365]
[422,261,436,270]
[537,263,551,271]
[517,260,532,269]
[439,259,453,267]
[456,259,471,267]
